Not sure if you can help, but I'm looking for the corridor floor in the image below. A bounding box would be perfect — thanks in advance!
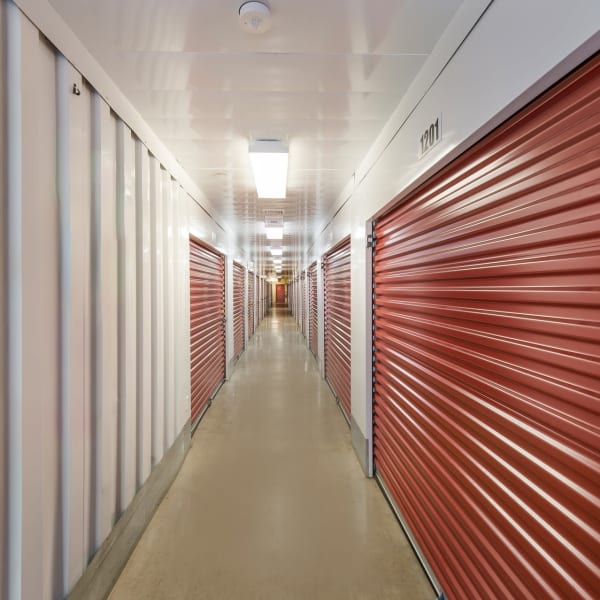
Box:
[109,309,433,600]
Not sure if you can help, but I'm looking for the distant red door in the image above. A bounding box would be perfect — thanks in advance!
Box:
[276,284,286,305]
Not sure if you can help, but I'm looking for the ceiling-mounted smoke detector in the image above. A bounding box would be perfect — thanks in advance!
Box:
[239,1,272,34]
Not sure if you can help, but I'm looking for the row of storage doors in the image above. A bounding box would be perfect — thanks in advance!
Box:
[289,55,599,599]
[189,239,270,427]
[289,236,352,424]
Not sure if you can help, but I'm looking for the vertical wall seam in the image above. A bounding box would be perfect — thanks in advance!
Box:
[89,91,102,555]
[3,1,22,598]
[56,53,71,596]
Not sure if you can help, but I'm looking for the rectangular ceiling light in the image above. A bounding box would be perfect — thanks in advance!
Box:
[270,247,283,256]
[265,209,284,240]
[265,226,283,240]
[249,140,288,199]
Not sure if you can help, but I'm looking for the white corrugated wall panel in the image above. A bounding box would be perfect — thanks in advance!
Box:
[98,98,119,548]
[117,120,137,514]
[177,189,192,431]
[0,2,6,595]
[150,158,165,465]
[135,141,152,488]
[21,17,57,599]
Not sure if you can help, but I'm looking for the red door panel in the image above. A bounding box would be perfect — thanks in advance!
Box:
[324,237,351,421]
[248,271,255,338]
[276,284,286,305]
[309,262,318,356]
[189,238,225,427]
[372,56,600,599]
[233,261,245,359]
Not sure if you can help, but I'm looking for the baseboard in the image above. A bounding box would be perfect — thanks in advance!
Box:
[68,421,191,600]
[351,416,371,477]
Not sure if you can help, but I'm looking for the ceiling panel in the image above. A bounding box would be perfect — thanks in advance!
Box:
[50,0,464,276]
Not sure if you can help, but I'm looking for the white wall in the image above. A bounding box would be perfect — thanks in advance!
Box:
[306,0,600,465]
[0,2,237,598]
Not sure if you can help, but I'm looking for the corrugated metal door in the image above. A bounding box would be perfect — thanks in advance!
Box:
[255,273,260,326]
[248,271,255,338]
[324,236,351,421]
[300,271,306,337]
[309,261,318,357]
[258,277,262,324]
[233,261,245,359]
[372,56,600,599]
[189,237,225,427]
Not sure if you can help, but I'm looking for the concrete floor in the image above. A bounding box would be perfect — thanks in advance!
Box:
[110,309,434,600]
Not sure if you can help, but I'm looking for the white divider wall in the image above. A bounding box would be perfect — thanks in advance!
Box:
[0,2,223,598]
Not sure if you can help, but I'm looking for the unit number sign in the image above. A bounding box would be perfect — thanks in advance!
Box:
[418,115,442,159]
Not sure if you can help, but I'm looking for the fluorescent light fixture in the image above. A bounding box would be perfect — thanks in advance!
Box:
[249,140,288,198]
[273,258,282,265]
[265,226,283,240]
[270,247,283,256]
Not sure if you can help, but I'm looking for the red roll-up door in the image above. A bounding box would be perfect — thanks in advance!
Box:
[189,237,225,427]
[372,56,600,600]
[324,236,351,421]
[248,271,255,338]
[233,261,245,359]
[309,261,318,356]
[255,273,260,326]
[301,271,307,337]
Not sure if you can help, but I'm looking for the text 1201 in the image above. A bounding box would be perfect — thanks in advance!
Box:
[419,115,442,159]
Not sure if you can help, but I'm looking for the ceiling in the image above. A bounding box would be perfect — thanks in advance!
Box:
[50,0,464,278]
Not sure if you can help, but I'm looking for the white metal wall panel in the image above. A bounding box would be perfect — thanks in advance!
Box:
[64,58,92,591]
[180,194,192,429]
[166,177,179,448]
[175,187,191,433]
[162,169,174,451]
[98,98,119,549]
[135,141,152,488]
[0,3,6,595]
[150,157,165,466]
[21,21,58,599]
[117,121,137,514]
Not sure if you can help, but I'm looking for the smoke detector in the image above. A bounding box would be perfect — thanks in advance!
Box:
[239,1,272,34]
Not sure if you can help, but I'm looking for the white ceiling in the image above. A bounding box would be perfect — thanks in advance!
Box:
[50,0,464,278]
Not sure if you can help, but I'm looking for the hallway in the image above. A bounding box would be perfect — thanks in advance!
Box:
[109,309,432,599]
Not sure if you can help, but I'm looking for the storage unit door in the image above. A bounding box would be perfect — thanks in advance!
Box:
[248,271,255,338]
[309,261,318,356]
[233,261,245,359]
[301,271,306,337]
[258,277,262,323]
[324,236,351,420]
[372,56,600,600]
[189,238,225,427]
[255,273,260,326]
[276,284,285,305]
